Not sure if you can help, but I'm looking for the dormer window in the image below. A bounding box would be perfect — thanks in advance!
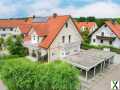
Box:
[65,23,68,28]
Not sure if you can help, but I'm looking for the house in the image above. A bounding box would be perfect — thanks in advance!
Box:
[90,21,120,48]
[0,19,31,39]
[75,22,98,34]
[23,15,82,61]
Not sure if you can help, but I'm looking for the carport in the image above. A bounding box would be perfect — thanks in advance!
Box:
[66,49,114,80]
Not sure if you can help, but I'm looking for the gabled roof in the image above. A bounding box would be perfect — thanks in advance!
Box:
[89,21,120,39]
[26,15,80,49]
[75,22,96,32]
[105,21,120,39]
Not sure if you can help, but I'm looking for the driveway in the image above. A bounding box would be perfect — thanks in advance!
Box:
[89,63,120,90]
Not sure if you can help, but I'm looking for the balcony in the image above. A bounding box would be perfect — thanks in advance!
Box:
[96,35,116,41]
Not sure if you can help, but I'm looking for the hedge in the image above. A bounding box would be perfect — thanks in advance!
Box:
[81,43,120,54]
[0,59,80,90]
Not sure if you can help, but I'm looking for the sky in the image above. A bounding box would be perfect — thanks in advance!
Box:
[0,0,120,18]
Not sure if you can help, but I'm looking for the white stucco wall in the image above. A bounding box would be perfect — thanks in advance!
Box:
[91,25,120,48]
[49,18,82,61]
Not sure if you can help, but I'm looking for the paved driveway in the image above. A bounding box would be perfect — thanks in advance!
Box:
[89,63,120,90]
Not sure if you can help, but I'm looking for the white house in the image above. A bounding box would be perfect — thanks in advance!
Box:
[0,19,31,39]
[90,21,120,48]
[24,15,82,61]
[75,22,98,34]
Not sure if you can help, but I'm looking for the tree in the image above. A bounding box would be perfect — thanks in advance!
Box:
[0,37,4,50]
[77,17,87,22]
[5,35,27,56]
[87,16,96,22]
[116,18,120,24]
[81,28,90,44]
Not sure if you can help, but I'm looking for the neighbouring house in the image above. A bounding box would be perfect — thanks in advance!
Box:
[90,21,120,48]
[0,19,32,39]
[75,22,98,34]
[23,15,82,61]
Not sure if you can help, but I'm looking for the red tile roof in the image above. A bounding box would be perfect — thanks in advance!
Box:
[105,21,120,38]
[31,23,48,36]
[39,15,70,48]
[25,15,77,49]
[75,22,96,32]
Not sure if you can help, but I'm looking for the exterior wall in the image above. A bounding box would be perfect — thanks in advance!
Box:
[0,27,21,39]
[49,18,82,61]
[91,25,120,48]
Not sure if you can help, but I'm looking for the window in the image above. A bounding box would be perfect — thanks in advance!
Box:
[37,36,39,42]
[33,35,35,40]
[62,36,65,43]
[109,40,112,45]
[93,39,96,42]
[52,52,55,56]
[1,34,6,37]
[65,23,68,28]
[10,28,13,31]
[100,40,103,43]
[3,28,5,31]
[101,32,104,36]
[13,35,16,38]
[69,35,71,43]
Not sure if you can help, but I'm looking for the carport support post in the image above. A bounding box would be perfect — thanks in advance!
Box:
[103,61,105,71]
[86,70,88,80]
[100,63,103,72]
[94,67,96,77]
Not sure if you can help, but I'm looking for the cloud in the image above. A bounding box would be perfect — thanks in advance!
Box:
[52,2,120,18]
[26,1,120,18]
[0,0,120,18]
[0,2,17,18]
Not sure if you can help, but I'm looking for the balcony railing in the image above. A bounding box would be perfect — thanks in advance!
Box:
[96,35,116,41]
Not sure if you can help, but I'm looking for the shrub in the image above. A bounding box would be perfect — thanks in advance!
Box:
[1,59,80,90]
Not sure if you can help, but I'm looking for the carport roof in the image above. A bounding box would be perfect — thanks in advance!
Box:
[66,49,114,71]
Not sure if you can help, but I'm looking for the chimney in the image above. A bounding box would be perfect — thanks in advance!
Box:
[53,13,57,18]
[33,15,36,19]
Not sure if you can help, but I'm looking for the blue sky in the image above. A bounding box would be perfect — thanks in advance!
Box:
[0,0,120,18]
